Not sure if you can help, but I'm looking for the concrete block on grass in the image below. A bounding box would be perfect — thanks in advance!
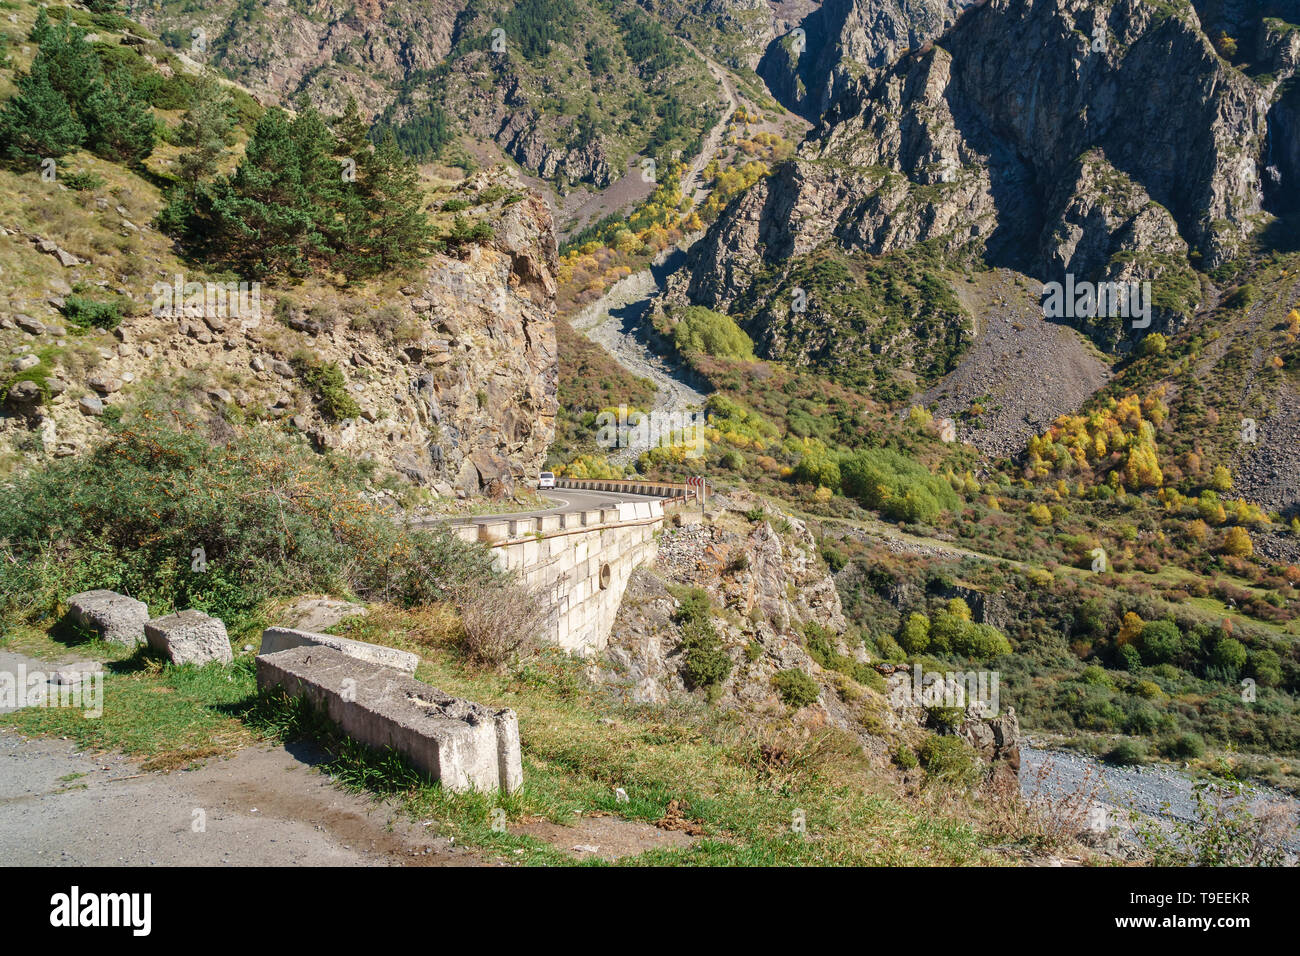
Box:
[256,645,522,793]
[259,626,418,674]
[145,610,233,666]
[66,589,149,646]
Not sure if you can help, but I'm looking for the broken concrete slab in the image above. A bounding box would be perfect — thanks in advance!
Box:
[256,645,522,793]
[65,589,148,646]
[259,626,417,674]
[145,610,233,666]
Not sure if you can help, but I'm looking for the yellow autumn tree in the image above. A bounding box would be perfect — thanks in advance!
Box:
[1223,526,1253,558]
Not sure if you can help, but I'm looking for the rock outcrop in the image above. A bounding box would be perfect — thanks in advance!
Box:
[598,493,854,721]
[759,0,973,119]
[1,169,558,497]
[688,0,1297,353]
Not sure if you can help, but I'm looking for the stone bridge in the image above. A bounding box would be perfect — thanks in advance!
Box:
[448,479,706,654]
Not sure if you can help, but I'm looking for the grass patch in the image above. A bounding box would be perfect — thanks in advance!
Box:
[3,602,1015,865]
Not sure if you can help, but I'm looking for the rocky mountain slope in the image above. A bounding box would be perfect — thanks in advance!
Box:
[0,4,558,494]
[1,165,559,494]
[758,0,972,119]
[685,0,1299,360]
[133,0,721,191]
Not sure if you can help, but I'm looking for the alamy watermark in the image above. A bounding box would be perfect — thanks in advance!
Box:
[0,663,103,718]
[596,405,707,458]
[889,664,1000,717]
[152,273,261,324]
[1042,275,1151,329]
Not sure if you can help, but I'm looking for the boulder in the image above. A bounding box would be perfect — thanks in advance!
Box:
[5,380,43,406]
[145,610,233,666]
[279,598,368,633]
[66,589,148,645]
[15,315,45,335]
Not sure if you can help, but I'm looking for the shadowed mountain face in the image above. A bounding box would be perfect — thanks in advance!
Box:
[758,0,974,120]
[689,0,1300,358]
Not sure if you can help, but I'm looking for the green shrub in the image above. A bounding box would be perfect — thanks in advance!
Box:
[60,169,104,190]
[916,735,980,788]
[792,453,841,491]
[719,450,744,470]
[898,611,931,654]
[1138,619,1183,664]
[774,668,820,708]
[1081,665,1114,686]
[673,587,712,625]
[839,447,959,524]
[1134,679,1162,699]
[1163,733,1206,760]
[293,357,361,421]
[951,622,1011,661]
[673,306,755,361]
[61,294,125,330]
[1211,637,1248,677]
[1105,740,1147,765]
[674,591,731,691]
[874,632,905,661]
[1249,649,1282,688]
[892,743,918,770]
[925,706,965,732]
[0,416,498,633]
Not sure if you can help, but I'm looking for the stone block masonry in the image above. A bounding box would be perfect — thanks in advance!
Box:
[256,644,522,793]
[443,481,707,655]
[260,626,419,674]
[458,502,667,655]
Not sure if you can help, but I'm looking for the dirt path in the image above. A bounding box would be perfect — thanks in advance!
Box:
[0,726,484,866]
[0,647,700,866]
[678,42,742,205]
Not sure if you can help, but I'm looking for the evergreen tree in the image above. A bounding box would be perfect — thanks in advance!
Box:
[84,68,156,163]
[187,99,435,279]
[204,106,338,276]
[33,14,102,110]
[0,11,154,165]
[351,129,435,276]
[0,58,86,160]
[175,79,235,187]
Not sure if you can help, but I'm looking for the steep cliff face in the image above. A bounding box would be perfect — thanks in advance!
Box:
[690,0,1297,353]
[598,491,1020,777]
[1,170,558,496]
[389,180,559,493]
[133,0,470,115]
[758,0,972,119]
[133,0,718,191]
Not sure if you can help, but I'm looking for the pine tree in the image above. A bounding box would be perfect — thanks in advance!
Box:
[84,67,156,163]
[175,79,234,187]
[205,106,340,276]
[0,57,86,160]
[0,11,154,166]
[361,128,436,274]
[33,15,102,110]
[198,100,435,279]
